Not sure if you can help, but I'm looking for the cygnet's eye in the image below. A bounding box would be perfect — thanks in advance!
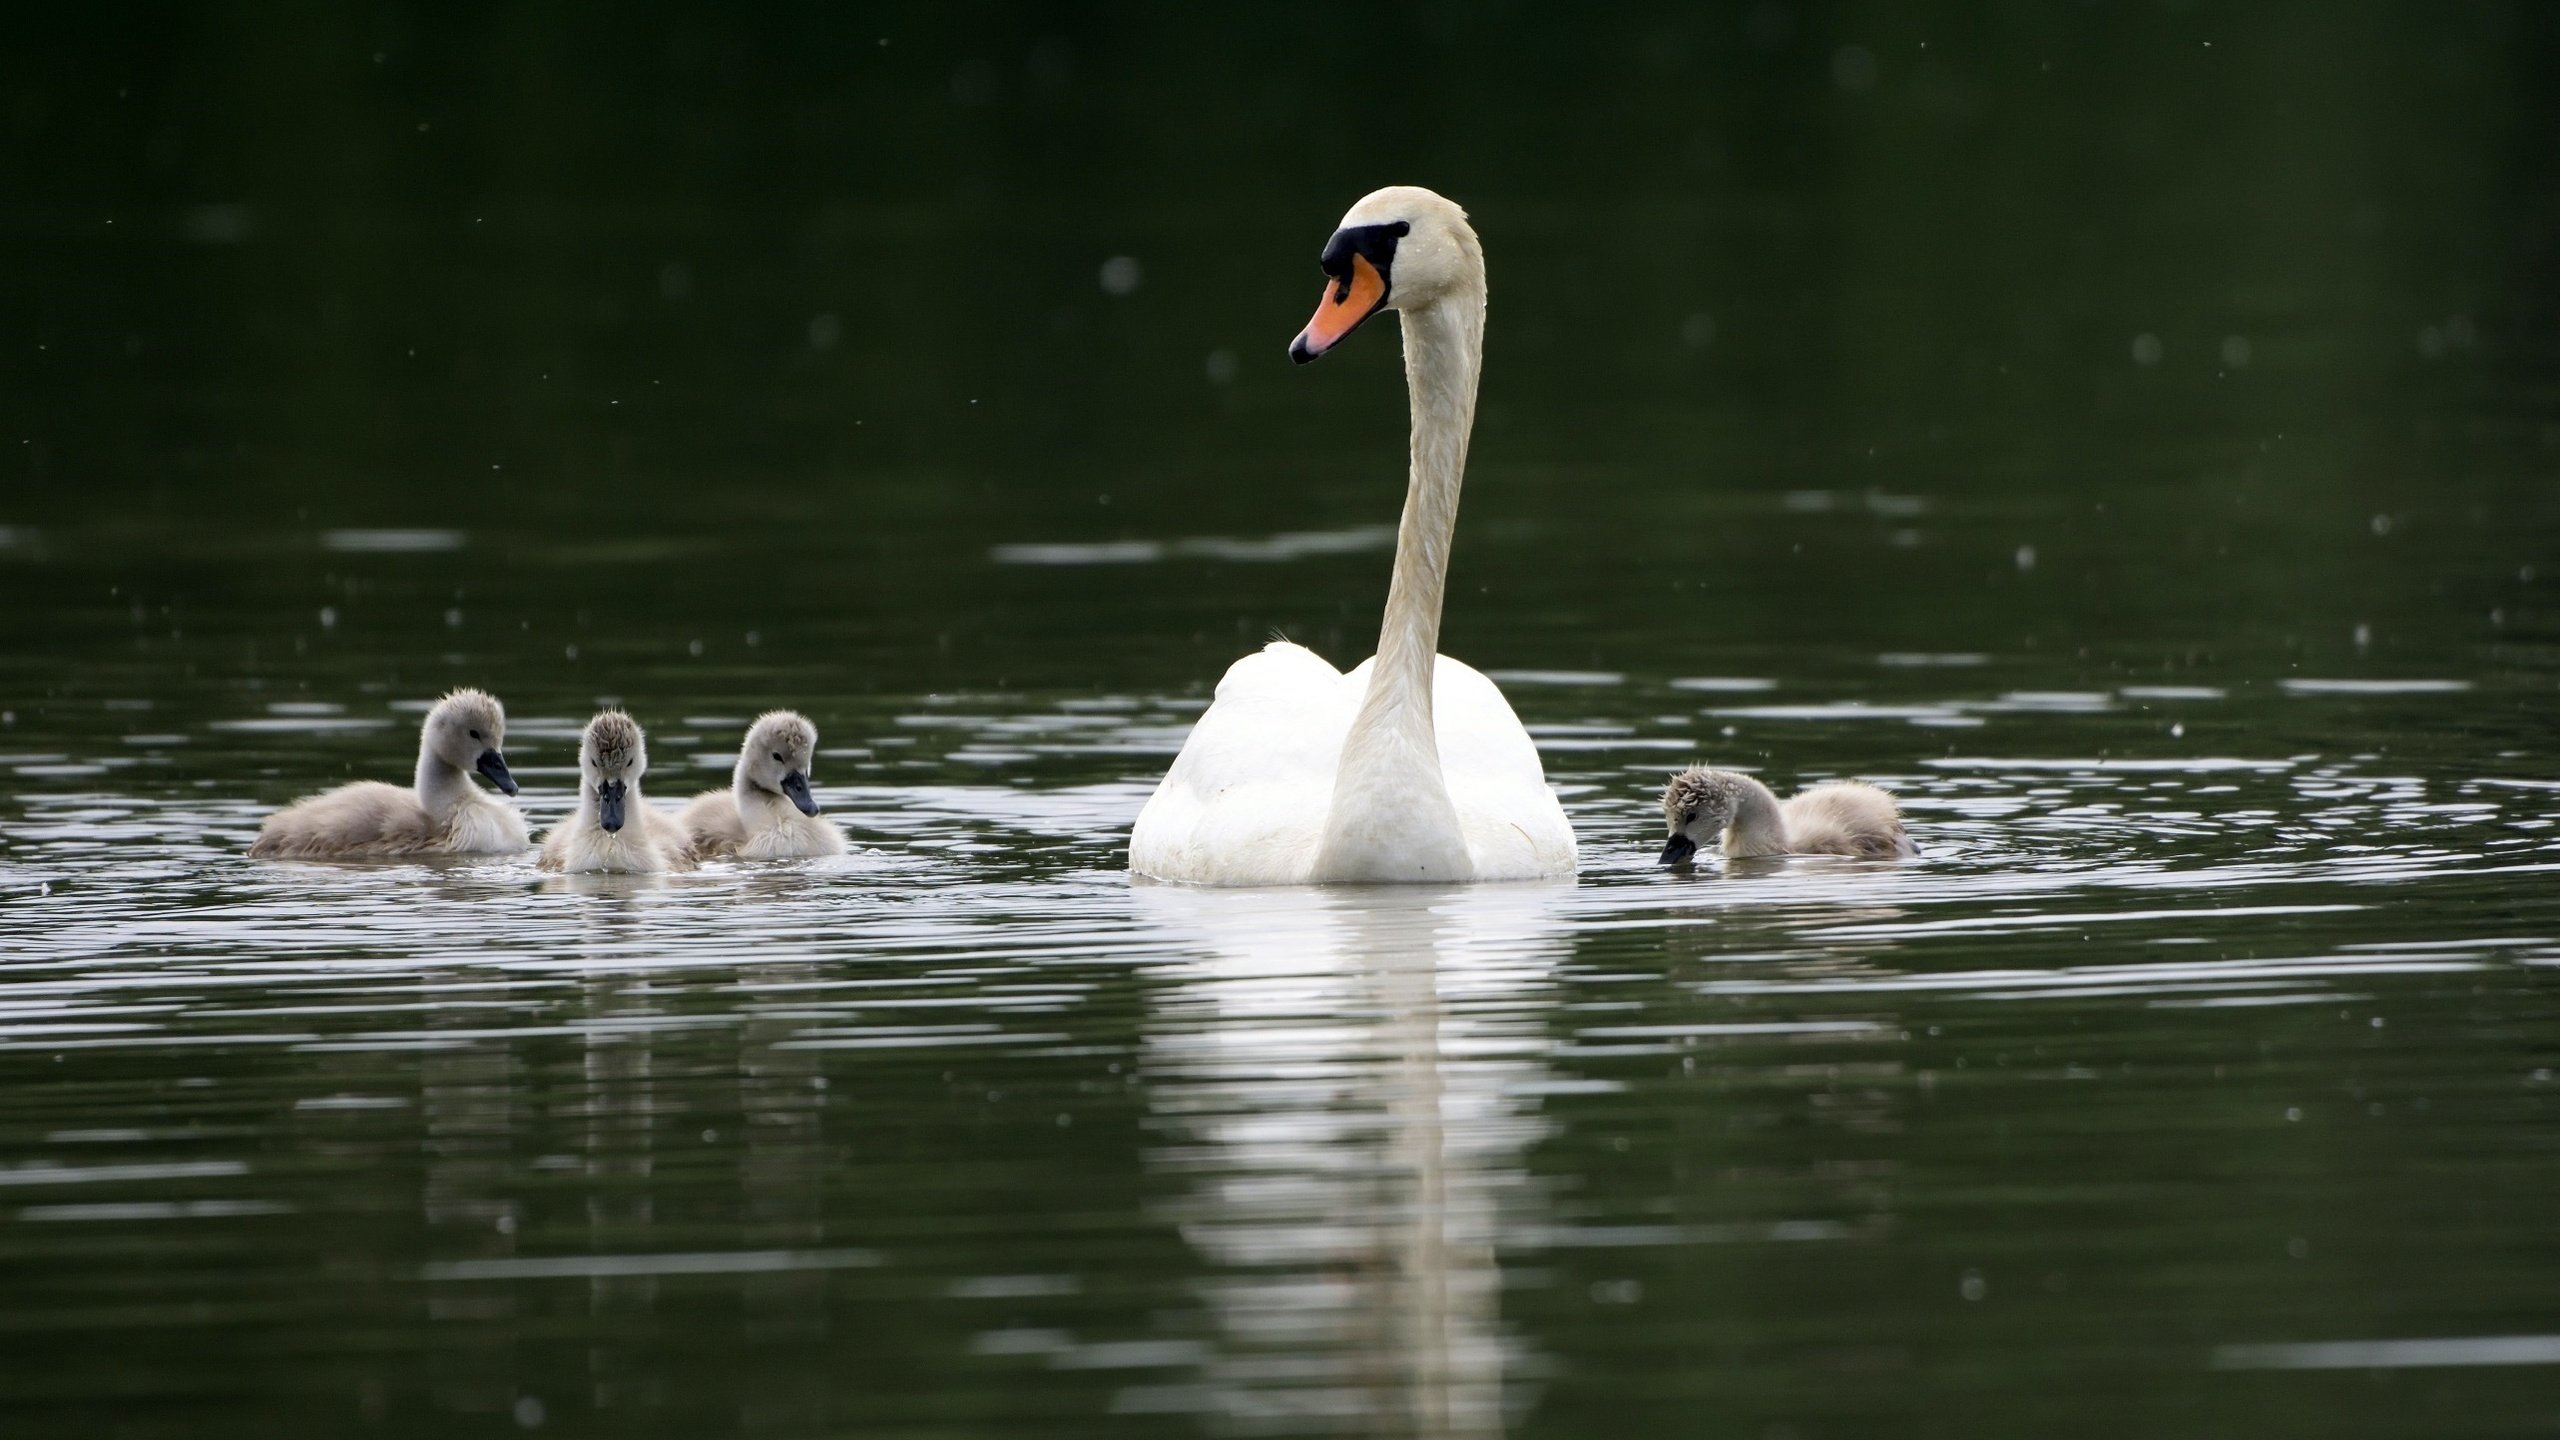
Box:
[771,752,784,763]
[469,729,483,741]
[1682,809,1698,825]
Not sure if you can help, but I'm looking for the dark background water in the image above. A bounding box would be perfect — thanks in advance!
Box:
[4,4,2559,1437]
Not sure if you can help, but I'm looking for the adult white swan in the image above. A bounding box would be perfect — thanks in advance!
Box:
[1129,186,1578,886]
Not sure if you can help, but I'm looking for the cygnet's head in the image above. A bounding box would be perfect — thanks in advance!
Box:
[1289,185,1482,364]
[737,710,822,817]
[423,688,516,796]
[578,710,647,832]
[1659,767,1744,865]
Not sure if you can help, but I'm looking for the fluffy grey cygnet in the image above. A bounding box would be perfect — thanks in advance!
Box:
[1659,766,1915,864]
[538,710,698,873]
[676,710,847,860]
[248,688,528,858]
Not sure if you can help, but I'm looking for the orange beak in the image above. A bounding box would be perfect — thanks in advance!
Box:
[1289,253,1388,364]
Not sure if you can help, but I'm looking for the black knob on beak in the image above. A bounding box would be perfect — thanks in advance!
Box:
[779,772,821,817]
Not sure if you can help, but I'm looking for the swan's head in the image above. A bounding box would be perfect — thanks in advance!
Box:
[737,710,822,817]
[578,710,647,833]
[424,688,516,796]
[1290,185,1481,364]
[1660,767,1742,865]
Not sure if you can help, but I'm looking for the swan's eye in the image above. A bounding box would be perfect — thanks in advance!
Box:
[771,752,784,763]
[1317,219,1412,298]
[1319,219,1411,278]
[469,729,482,741]
[1681,809,1698,825]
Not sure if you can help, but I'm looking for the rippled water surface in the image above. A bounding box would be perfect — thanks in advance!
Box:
[8,5,2560,1437]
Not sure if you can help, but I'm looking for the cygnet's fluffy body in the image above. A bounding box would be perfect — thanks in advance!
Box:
[677,710,845,860]
[249,689,528,859]
[1659,767,1915,863]
[539,711,698,873]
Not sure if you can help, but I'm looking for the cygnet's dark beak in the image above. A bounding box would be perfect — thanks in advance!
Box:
[475,749,518,797]
[596,778,628,833]
[1658,832,1699,866]
[780,772,821,817]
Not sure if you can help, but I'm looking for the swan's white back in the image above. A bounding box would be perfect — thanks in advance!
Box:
[1128,640,1576,886]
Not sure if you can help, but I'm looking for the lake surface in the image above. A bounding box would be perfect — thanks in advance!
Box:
[5,6,2560,1437]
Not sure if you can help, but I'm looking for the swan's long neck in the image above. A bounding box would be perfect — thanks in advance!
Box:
[1724,776,1792,857]
[414,751,477,817]
[1375,296,1483,704]
[1316,282,1486,882]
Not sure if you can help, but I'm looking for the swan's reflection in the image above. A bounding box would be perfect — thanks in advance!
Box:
[1133,882,1572,1438]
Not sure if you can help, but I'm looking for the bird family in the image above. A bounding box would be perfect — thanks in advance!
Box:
[250,694,843,873]
[248,186,1910,882]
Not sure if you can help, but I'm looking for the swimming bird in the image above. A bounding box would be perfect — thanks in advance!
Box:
[1658,767,1916,863]
[538,711,698,873]
[1128,185,1576,886]
[247,688,528,858]
[677,710,846,860]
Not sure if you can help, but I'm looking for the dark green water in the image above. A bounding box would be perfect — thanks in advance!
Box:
[5,5,2560,1436]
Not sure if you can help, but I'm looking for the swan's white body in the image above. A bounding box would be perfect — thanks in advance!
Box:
[1131,643,1572,885]
[1129,186,1576,886]
[249,689,528,859]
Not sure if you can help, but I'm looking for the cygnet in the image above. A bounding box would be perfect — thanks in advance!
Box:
[677,709,847,860]
[248,688,528,858]
[1659,766,1915,864]
[538,710,698,873]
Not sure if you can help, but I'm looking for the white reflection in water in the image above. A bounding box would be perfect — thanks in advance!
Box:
[1125,883,1572,1438]
[320,528,467,553]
